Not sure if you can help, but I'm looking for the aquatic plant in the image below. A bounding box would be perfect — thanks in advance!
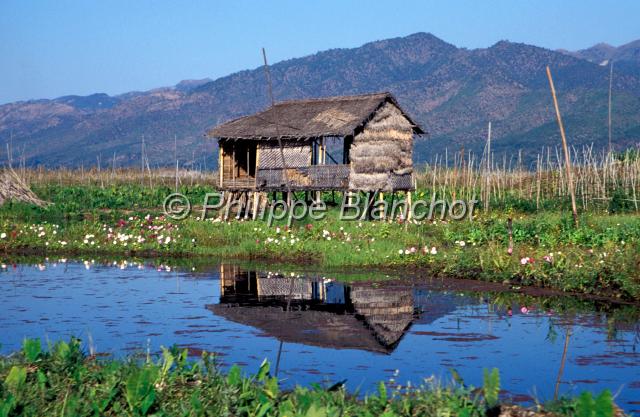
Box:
[0,338,623,417]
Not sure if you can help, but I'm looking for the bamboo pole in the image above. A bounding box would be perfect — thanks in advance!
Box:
[546,66,579,226]
[608,61,614,154]
[484,121,491,213]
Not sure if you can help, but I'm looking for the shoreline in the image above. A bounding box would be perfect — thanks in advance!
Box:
[2,245,639,307]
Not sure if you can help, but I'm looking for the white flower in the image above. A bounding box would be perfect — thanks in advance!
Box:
[0,233,6,239]
[398,249,404,255]
[165,236,171,244]
[430,247,437,255]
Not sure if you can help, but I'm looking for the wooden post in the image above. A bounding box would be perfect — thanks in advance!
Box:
[232,144,236,183]
[218,145,223,188]
[406,191,412,220]
[252,192,259,220]
[254,145,260,188]
[546,66,579,226]
[378,192,385,220]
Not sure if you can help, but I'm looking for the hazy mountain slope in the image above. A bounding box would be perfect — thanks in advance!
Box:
[1,32,639,168]
[563,39,640,64]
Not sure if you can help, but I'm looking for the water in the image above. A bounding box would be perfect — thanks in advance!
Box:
[1,260,639,413]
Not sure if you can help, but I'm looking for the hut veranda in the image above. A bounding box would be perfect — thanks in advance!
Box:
[206,92,424,219]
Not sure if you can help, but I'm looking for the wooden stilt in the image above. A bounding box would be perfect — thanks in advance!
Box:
[252,192,260,220]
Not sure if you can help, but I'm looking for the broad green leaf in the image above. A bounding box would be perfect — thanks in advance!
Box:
[378,381,387,403]
[22,338,42,362]
[482,368,500,407]
[305,404,327,417]
[227,364,242,385]
[256,359,270,381]
[594,390,614,417]
[0,394,16,417]
[125,366,157,416]
[4,366,27,393]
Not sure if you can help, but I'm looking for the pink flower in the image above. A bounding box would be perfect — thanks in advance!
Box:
[507,247,513,255]
[543,255,552,263]
[520,306,529,314]
[520,257,534,265]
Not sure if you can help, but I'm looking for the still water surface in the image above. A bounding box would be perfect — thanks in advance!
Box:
[1,260,639,413]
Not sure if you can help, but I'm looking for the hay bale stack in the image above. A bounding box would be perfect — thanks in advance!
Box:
[0,169,46,206]
[349,102,414,192]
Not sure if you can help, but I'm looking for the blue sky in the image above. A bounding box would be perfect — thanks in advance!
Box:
[1,0,638,104]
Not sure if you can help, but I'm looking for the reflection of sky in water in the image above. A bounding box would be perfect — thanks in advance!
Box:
[0,262,639,414]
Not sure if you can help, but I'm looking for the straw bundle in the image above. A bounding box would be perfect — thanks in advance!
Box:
[0,169,47,206]
[349,102,414,191]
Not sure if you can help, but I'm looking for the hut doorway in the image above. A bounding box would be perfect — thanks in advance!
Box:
[234,141,257,179]
[221,141,257,186]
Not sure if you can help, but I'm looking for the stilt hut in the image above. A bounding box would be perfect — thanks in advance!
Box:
[206,92,423,194]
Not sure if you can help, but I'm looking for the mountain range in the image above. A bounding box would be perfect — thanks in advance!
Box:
[1,33,639,168]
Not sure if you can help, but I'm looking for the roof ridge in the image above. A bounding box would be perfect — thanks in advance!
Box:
[273,91,391,106]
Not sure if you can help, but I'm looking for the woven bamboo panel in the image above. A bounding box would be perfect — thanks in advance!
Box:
[258,143,311,169]
[256,165,350,190]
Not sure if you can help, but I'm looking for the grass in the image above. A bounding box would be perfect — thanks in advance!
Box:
[1,195,638,300]
[0,163,638,301]
[0,338,618,417]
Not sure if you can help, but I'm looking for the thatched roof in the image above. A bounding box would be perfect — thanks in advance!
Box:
[207,304,398,354]
[207,92,424,140]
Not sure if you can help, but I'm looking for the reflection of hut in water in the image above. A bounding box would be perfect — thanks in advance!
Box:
[208,265,414,354]
[350,286,414,348]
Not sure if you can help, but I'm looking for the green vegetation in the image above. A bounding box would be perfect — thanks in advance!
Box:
[1,159,640,302]
[1,185,639,300]
[0,338,617,417]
